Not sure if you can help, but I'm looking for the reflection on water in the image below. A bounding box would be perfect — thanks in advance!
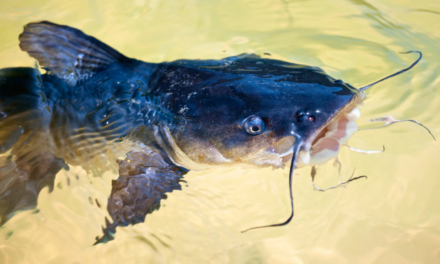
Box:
[0,0,439,263]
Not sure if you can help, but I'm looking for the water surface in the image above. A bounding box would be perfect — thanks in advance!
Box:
[0,0,439,263]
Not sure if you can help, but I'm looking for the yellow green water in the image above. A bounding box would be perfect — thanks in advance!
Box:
[1,0,440,263]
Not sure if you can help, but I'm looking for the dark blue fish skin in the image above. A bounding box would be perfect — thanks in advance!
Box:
[152,56,360,162]
[1,56,359,162]
[43,62,160,157]
[0,21,362,242]
[1,62,161,164]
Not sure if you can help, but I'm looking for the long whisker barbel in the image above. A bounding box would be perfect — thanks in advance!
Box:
[241,142,301,233]
[359,51,422,92]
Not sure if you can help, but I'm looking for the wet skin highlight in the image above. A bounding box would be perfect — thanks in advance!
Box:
[0,21,427,242]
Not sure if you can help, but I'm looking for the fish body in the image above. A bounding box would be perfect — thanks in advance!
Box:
[1,21,418,243]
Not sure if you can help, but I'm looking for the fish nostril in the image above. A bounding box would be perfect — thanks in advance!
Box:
[296,111,316,122]
[295,111,305,122]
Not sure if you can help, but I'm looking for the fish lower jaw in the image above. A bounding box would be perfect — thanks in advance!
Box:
[281,106,361,167]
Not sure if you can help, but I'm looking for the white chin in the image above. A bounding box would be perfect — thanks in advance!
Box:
[297,107,361,167]
[246,106,361,169]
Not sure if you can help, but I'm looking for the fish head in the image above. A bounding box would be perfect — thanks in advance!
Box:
[155,55,363,170]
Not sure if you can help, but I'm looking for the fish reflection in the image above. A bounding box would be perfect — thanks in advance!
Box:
[0,21,432,243]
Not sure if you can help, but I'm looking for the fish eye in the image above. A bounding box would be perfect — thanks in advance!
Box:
[243,115,265,135]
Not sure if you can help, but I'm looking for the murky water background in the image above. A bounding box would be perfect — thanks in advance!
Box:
[1,0,439,263]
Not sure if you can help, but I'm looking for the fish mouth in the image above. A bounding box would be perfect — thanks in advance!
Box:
[271,94,364,167]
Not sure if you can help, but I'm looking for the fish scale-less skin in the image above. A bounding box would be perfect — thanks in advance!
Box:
[0,21,366,242]
[35,62,179,165]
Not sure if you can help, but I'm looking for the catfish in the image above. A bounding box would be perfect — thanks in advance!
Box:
[0,21,432,243]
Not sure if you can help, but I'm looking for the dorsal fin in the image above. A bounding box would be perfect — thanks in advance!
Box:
[19,21,131,86]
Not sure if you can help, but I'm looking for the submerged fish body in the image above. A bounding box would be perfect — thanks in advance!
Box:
[0,21,422,242]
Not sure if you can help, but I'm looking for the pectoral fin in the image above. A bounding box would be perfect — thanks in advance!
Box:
[95,148,186,244]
